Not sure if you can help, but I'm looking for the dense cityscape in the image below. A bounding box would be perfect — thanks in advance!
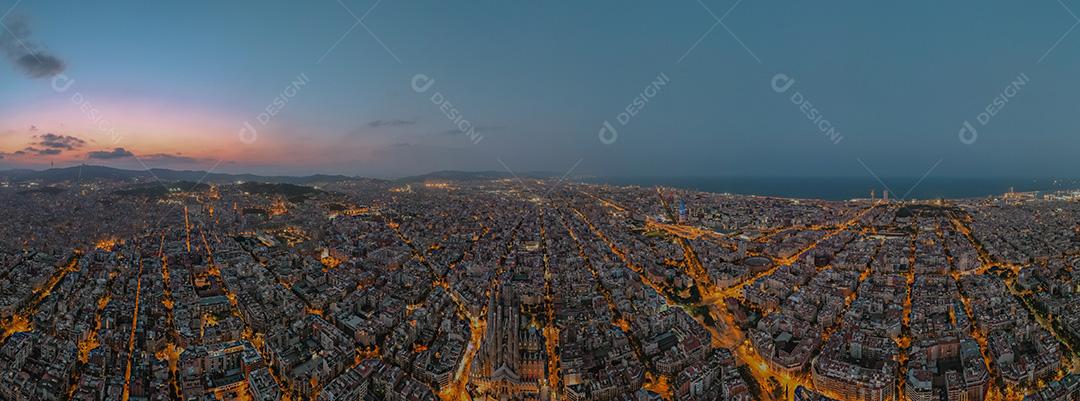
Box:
[4,0,1080,400]
[0,172,1076,401]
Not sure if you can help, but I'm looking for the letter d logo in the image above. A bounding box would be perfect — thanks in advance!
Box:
[411,74,435,93]
[51,74,76,93]
[598,121,618,145]
[771,73,795,93]
[238,121,258,145]
[958,121,977,145]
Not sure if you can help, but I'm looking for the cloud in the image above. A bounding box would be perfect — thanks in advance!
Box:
[6,133,88,157]
[76,148,206,164]
[22,146,62,156]
[436,124,504,136]
[33,133,86,150]
[1,16,66,79]
[15,53,65,78]
[367,119,417,128]
[87,147,134,160]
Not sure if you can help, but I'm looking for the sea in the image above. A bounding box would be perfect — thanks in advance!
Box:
[583,176,1080,201]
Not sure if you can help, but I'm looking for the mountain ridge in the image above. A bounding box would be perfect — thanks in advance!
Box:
[0,165,380,185]
[0,165,565,185]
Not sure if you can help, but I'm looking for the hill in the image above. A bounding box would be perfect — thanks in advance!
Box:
[0,165,383,185]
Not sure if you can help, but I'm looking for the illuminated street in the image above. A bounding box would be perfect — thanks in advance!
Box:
[0,175,1077,401]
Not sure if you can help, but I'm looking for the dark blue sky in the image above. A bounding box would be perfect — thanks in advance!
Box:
[1,0,1078,178]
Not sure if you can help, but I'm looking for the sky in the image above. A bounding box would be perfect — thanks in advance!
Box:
[0,0,1078,179]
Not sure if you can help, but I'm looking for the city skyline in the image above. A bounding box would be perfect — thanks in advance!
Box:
[2,2,1080,401]
[0,174,1077,401]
